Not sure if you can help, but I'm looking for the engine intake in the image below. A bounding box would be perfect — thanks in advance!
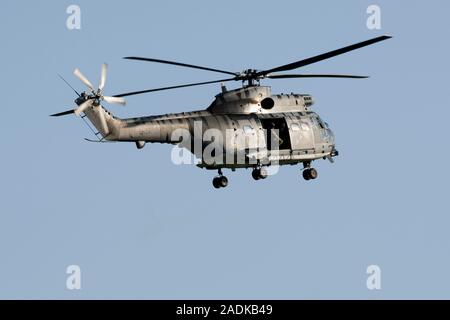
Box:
[300,94,314,107]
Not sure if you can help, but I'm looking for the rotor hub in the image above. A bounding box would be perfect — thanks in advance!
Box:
[238,69,262,87]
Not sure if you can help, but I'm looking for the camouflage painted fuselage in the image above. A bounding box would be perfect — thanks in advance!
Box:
[84,86,336,169]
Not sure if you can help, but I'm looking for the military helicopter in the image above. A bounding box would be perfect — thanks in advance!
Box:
[52,35,391,188]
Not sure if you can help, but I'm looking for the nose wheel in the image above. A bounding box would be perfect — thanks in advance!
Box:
[212,169,228,189]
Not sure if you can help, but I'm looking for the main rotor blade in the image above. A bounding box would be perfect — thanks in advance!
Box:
[74,100,93,116]
[103,96,126,105]
[267,73,369,79]
[99,63,108,91]
[114,78,235,98]
[123,57,239,76]
[258,35,392,76]
[74,68,94,91]
[50,109,75,117]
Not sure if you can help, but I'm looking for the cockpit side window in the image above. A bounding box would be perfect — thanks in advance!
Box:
[315,116,325,129]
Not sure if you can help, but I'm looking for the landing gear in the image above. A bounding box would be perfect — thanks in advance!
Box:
[252,167,268,180]
[302,162,318,181]
[212,169,228,189]
[302,168,318,181]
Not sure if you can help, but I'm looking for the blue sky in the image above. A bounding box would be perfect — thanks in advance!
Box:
[1,0,449,299]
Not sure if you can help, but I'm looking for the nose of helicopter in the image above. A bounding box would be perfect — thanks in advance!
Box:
[324,123,337,156]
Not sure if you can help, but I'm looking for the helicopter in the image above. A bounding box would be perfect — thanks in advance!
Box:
[52,35,391,188]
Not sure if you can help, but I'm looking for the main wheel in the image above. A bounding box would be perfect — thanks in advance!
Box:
[302,169,311,181]
[252,167,268,180]
[259,167,268,179]
[212,177,221,188]
[218,176,228,188]
[308,168,318,180]
[252,169,261,180]
[303,168,318,180]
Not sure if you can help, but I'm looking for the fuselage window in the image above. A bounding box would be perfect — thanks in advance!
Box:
[301,122,310,131]
[243,125,255,134]
[291,123,301,131]
[316,116,325,129]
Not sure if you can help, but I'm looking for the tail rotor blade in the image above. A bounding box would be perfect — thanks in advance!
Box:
[99,63,108,91]
[73,68,94,91]
[50,109,75,117]
[103,96,126,105]
[74,100,93,116]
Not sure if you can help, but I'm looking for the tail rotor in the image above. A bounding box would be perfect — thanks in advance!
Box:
[72,63,126,117]
[52,63,126,137]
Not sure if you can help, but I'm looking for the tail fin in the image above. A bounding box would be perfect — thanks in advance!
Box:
[50,105,121,140]
[83,105,121,140]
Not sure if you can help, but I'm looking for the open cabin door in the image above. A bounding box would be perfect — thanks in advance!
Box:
[260,118,292,151]
[285,117,315,151]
